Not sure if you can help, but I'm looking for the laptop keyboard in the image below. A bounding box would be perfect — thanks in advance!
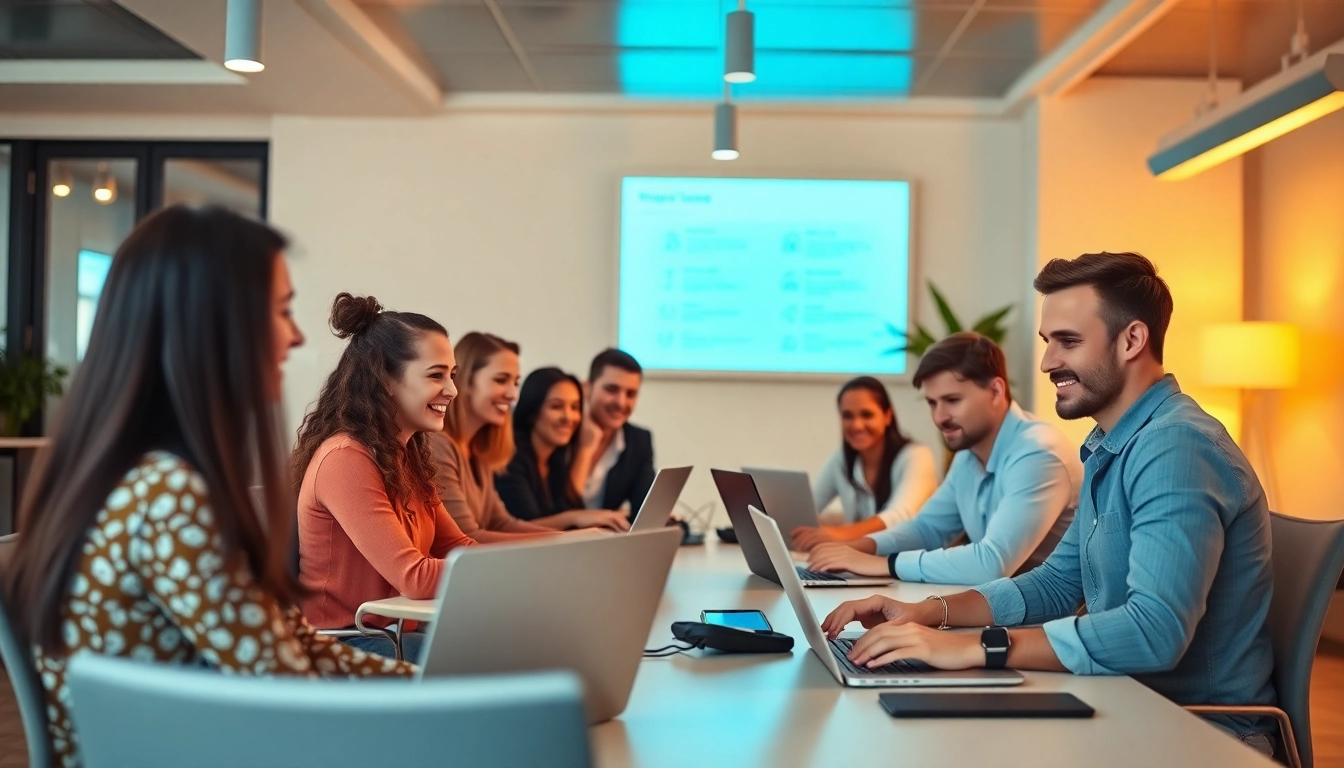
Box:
[829,637,932,676]
[795,566,845,582]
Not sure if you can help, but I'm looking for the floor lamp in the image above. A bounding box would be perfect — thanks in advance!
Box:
[1199,322,1300,512]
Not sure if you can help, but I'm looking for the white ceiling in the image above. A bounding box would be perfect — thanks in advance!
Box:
[0,0,1340,116]
[0,0,441,115]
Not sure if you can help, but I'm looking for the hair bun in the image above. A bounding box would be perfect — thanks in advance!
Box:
[330,293,383,339]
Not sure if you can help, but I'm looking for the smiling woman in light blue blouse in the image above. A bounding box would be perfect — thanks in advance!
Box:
[800,376,938,546]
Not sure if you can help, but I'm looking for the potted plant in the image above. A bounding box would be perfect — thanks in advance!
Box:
[0,347,69,438]
[885,282,1013,357]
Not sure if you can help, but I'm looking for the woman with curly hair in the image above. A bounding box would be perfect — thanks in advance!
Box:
[290,293,476,660]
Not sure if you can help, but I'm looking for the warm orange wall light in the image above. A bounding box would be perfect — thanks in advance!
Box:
[1200,322,1300,510]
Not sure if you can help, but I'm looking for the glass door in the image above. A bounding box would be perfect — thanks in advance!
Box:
[45,156,138,376]
[4,140,267,435]
[160,157,264,217]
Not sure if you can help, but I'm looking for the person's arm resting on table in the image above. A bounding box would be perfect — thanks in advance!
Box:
[820,513,1088,671]
[886,450,1073,585]
[807,472,963,576]
[792,453,881,549]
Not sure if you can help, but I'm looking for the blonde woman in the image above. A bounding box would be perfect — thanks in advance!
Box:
[428,332,556,543]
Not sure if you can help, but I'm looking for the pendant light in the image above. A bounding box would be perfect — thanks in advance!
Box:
[224,0,265,73]
[713,85,739,161]
[724,1,755,84]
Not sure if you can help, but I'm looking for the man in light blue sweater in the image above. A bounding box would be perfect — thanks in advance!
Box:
[807,333,1082,585]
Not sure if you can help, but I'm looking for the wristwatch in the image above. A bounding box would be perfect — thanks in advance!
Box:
[980,627,1010,669]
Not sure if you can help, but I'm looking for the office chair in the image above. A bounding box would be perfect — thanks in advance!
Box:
[67,653,593,768]
[1185,512,1344,768]
[0,533,53,768]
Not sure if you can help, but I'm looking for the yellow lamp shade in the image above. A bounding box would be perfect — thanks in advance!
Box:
[1199,322,1300,389]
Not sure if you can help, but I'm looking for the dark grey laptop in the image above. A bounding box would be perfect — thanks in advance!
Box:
[710,469,890,588]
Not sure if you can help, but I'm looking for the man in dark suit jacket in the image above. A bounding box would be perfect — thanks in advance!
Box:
[578,349,656,519]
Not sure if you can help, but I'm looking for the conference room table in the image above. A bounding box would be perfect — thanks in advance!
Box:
[358,537,1278,768]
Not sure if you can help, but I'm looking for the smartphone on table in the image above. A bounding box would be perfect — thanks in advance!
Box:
[700,609,772,632]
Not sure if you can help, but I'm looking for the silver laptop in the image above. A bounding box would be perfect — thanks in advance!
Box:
[742,467,820,538]
[628,466,693,534]
[749,505,1023,688]
[711,469,891,588]
[417,527,682,722]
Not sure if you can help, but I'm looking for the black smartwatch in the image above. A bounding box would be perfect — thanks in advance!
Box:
[980,627,1010,669]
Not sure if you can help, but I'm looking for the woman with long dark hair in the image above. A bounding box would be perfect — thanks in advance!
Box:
[495,367,630,531]
[290,293,477,660]
[3,207,412,768]
[791,376,938,551]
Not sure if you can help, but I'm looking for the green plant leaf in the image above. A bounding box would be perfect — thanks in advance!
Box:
[900,324,938,357]
[928,283,964,335]
[971,305,1014,343]
[0,351,68,434]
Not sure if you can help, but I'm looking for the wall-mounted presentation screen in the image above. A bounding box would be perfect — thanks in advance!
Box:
[618,177,912,376]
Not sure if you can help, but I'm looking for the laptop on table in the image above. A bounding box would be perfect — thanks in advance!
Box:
[416,527,682,722]
[710,468,891,588]
[741,467,820,539]
[628,466,693,534]
[748,505,1023,688]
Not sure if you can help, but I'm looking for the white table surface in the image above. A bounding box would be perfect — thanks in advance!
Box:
[357,538,1277,768]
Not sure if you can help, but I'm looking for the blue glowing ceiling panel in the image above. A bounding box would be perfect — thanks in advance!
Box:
[616,2,916,98]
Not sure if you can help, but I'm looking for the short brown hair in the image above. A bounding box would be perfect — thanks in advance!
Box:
[912,332,1011,400]
[1033,251,1173,363]
[588,348,642,383]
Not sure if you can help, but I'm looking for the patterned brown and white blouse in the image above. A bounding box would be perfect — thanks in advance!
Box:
[31,451,415,767]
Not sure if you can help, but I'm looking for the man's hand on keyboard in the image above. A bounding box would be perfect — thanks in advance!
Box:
[847,623,984,671]
[808,543,889,577]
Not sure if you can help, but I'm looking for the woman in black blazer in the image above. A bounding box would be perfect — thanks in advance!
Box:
[496,367,631,531]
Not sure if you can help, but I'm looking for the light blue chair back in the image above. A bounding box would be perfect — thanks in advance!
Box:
[66,653,593,768]
[0,533,52,768]
[1268,513,1344,768]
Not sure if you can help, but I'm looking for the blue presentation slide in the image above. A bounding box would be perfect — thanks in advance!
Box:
[618,177,911,375]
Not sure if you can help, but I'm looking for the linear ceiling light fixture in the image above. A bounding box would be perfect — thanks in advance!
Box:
[713,85,739,161]
[724,1,755,84]
[224,0,265,73]
[1148,0,1344,180]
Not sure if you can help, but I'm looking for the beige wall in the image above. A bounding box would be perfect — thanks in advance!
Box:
[269,109,1030,515]
[3,85,1277,521]
[1030,77,1246,448]
[1244,108,1344,523]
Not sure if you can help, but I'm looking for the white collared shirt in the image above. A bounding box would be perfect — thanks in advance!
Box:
[582,427,626,509]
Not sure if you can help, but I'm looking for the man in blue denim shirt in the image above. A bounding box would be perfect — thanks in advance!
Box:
[822,252,1276,756]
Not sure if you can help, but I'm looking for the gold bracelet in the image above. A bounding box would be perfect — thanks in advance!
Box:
[924,594,949,630]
